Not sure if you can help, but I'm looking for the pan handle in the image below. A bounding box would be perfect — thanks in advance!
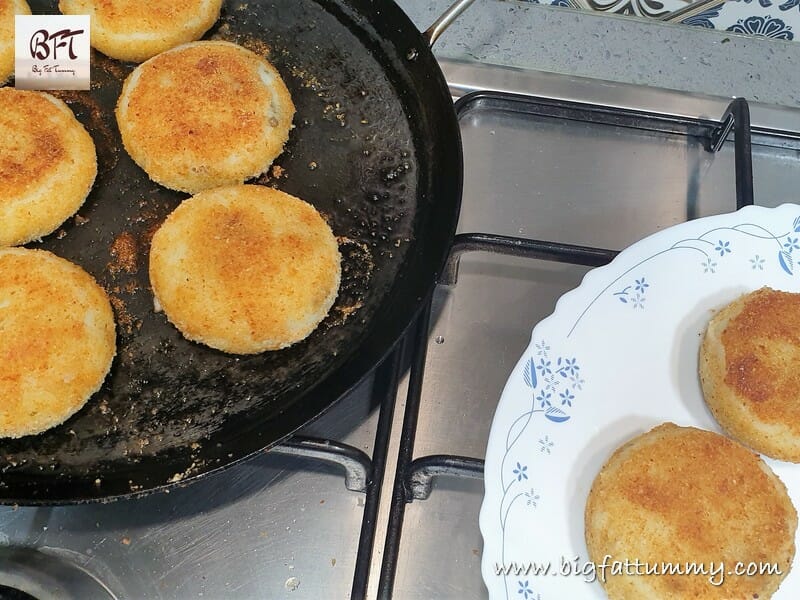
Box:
[423,0,479,47]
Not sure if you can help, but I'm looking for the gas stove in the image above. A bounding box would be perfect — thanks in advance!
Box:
[3,53,800,600]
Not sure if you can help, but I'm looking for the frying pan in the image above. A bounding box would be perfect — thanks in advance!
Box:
[0,0,470,503]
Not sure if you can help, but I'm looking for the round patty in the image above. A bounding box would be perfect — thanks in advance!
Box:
[58,0,223,63]
[0,88,97,247]
[0,248,116,438]
[700,287,800,462]
[116,41,295,193]
[584,423,796,600]
[149,184,341,354]
[0,0,31,85]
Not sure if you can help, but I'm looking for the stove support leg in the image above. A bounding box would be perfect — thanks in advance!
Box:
[269,437,372,493]
[377,304,432,600]
[708,98,754,209]
[350,348,404,600]
[406,455,485,501]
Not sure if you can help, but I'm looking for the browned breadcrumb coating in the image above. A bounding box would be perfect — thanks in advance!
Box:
[0,249,116,438]
[0,0,31,85]
[149,185,341,354]
[585,423,796,600]
[0,88,97,247]
[116,41,295,193]
[58,0,223,62]
[700,287,800,461]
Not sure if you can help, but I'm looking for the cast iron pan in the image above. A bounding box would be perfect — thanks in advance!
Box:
[1,0,462,503]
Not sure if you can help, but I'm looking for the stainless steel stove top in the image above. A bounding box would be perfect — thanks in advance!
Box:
[3,59,800,600]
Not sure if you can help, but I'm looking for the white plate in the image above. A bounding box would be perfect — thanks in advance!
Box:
[480,203,800,600]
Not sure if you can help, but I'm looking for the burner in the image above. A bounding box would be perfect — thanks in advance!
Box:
[0,586,38,600]
[0,548,116,600]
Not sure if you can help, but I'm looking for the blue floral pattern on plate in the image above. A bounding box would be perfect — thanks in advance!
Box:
[480,205,800,599]
[613,276,649,309]
[493,341,584,599]
[566,214,800,335]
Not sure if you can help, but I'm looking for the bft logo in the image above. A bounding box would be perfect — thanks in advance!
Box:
[29,28,84,61]
[15,14,90,90]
